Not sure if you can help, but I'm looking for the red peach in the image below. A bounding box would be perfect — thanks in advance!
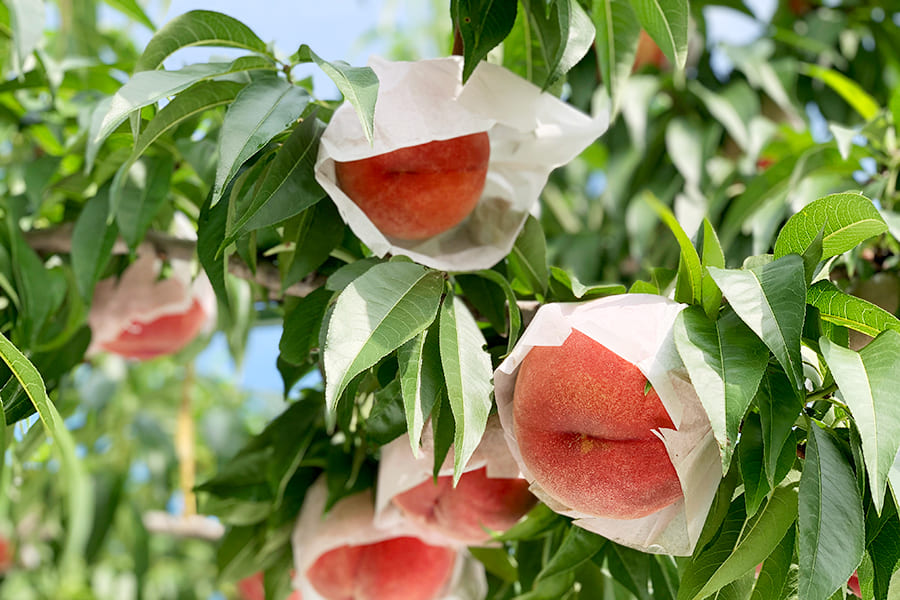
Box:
[334,132,490,241]
[392,466,537,544]
[513,329,682,519]
[306,536,456,600]
[100,297,208,360]
[237,571,301,600]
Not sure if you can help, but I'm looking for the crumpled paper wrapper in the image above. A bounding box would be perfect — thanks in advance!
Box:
[315,56,608,271]
[292,478,487,600]
[373,414,529,547]
[88,249,216,358]
[494,294,721,556]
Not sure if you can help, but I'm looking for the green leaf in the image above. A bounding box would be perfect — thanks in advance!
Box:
[798,423,865,600]
[536,527,607,583]
[466,268,523,355]
[102,0,155,30]
[294,46,378,144]
[629,0,689,69]
[508,214,549,296]
[519,0,595,89]
[278,287,332,365]
[774,193,887,261]
[198,189,231,313]
[592,0,641,116]
[605,543,651,600]
[212,77,310,206]
[643,191,702,305]
[455,0,518,82]
[801,63,880,121]
[674,306,769,471]
[688,81,758,151]
[398,327,443,457]
[757,370,803,487]
[279,201,345,290]
[120,80,244,175]
[7,0,44,74]
[549,267,626,302]
[439,295,493,482]
[739,412,769,517]
[114,155,174,249]
[678,496,747,600]
[821,332,900,513]
[87,56,275,171]
[807,280,900,338]
[134,10,268,72]
[750,526,796,600]
[693,482,799,599]
[0,333,91,584]
[701,219,726,319]
[224,115,326,246]
[323,263,444,415]
[71,189,118,301]
[708,255,806,390]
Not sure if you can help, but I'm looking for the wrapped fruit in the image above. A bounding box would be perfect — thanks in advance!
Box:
[315,56,607,271]
[493,294,721,555]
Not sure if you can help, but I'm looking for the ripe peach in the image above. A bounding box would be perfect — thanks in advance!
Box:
[99,297,208,360]
[305,536,456,600]
[334,132,490,241]
[633,31,668,71]
[237,571,301,600]
[392,466,537,544]
[512,329,682,519]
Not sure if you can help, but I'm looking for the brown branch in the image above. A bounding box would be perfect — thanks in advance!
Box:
[23,225,323,299]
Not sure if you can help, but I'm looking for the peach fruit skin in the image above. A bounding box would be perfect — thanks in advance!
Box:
[392,466,538,544]
[306,536,456,600]
[334,132,490,241]
[512,329,683,519]
[100,297,208,360]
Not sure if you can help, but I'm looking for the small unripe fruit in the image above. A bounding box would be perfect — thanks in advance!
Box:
[306,536,456,600]
[334,132,490,241]
[513,329,682,519]
[392,467,537,544]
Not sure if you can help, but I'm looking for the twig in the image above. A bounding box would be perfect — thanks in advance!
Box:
[176,362,197,517]
[23,224,322,299]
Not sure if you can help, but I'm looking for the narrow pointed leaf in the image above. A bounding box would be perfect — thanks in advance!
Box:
[674,306,769,471]
[398,328,443,457]
[807,280,900,338]
[439,296,493,481]
[774,193,886,261]
[798,423,865,600]
[630,0,689,69]
[455,0,518,82]
[520,0,595,89]
[701,218,726,319]
[71,189,118,301]
[323,263,443,414]
[212,78,310,205]
[708,255,806,390]
[115,155,174,249]
[677,497,747,600]
[592,0,641,116]
[0,334,90,581]
[757,370,803,487]
[694,482,799,599]
[801,64,879,121]
[739,412,769,517]
[295,46,378,143]
[135,10,268,72]
[87,56,274,171]
[750,526,796,600]
[536,527,607,583]
[102,0,155,30]
[224,115,326,245]
[644,191,702,304]
[821,332,900,513]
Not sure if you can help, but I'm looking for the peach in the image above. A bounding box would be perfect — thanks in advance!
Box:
[392,466,537,544]
[99,297,208,360]
[237,571,301,600]
[305,536,456,600]
[512,329,682,519]
[334,132,490,241]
